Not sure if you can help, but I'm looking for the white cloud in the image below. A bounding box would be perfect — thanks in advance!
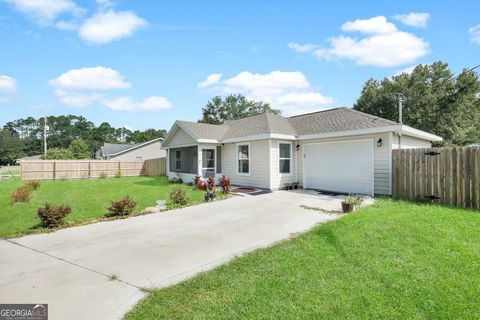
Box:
[341,16,397,34]
[49,66,131,90]
[1,0,83,24]
[469,24,480,44]
[198,73,223,88]
[393,13,430,28]
[288,42,317,53]
[50,66,171,111]
[102,96,172,111]
[79,10,147,44]
[0,75,17,93]
[198,71,333,116]
[313,16,429,67]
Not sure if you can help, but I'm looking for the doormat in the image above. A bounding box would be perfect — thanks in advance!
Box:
[317,190,348,196]
[231,187,257,193]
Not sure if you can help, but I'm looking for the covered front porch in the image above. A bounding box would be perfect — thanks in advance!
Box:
[167,144,223,183]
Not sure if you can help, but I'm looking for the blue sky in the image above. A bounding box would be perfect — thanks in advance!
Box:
[0,0,479,131]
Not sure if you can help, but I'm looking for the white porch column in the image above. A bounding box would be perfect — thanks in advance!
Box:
[197,144,203,177]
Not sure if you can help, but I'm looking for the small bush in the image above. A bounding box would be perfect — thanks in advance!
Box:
[11,187,32,203]
[37,203,71,228]
[219,175,231,194]
[25,181,40,191]
[11,181,41,203]
[115,170,123,178]
[193,175,201,187]
[207,176,216,190]
[99,172,108,179]
[169,188,188,206]
[107,196,137,216]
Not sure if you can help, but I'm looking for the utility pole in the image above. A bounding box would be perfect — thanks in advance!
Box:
[43,116,48,158]
[397,93,404,124]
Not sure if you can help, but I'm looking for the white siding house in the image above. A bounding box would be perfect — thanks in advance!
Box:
[162,108,441,195]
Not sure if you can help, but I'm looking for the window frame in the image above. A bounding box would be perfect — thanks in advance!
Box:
[236,143,250,175]
[278,141,292,175]
[175,150,182,170]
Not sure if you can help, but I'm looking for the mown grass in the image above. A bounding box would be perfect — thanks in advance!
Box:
[126,198,480,319]
[0,176,208,238]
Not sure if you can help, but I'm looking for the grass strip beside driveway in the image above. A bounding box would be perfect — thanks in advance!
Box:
[126,199,480,319]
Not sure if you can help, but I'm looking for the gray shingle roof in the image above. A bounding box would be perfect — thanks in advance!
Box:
[101,143,139,156]
[177,121,230,140]
[289,107,398,136]
[172,108,399,141]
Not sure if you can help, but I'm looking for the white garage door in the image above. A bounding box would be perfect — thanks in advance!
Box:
[303,140,374,195]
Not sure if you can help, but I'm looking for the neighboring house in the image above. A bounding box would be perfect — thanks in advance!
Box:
[16,155,42,163]
[162,108,442,196]
[96,138,165,161]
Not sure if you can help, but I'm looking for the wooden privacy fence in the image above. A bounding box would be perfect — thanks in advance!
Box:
[21,157,166,181]
[392,147,480,209]
[143,157,166,176]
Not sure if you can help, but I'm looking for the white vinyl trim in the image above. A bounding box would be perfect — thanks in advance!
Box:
[277,141,293,176]
[236,142,251,176]
[298,125,442,142]
[388,132,393,195]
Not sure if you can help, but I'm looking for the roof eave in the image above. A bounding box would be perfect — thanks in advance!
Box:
[298,125,443,142]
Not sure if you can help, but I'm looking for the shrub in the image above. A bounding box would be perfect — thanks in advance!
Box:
[193,175,201,187]
[207,176,216,190]
[115,170,123,178]
[219,175,231,194]
[37,203,71,228]
[344,194,364,206]
[107,196,137,216]
[99,172,108,179]
[25,181,40,191]
[11,187,32,203]
[169,188,188,206]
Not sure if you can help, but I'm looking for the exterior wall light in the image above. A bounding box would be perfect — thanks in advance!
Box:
[377,138,383,147]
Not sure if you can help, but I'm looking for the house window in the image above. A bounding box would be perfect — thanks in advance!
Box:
[237,144,249,174]
[175,150,181,170]
[279,143,291,174]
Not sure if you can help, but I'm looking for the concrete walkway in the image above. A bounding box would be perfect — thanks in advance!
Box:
[0,191,349,320]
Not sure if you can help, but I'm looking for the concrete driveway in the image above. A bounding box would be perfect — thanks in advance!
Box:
[0,191,348,320]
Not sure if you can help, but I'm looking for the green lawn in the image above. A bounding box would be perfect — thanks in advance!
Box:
[0,176,207,238]
[126,199,480,320]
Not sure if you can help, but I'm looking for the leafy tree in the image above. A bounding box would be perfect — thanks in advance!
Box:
[199,94,281,124]
[0,129,26,165]
[126,129,167,143]
[68,139,91,159]
[2,115,169,158]
[354,61,480,146]
[41,148,74,160]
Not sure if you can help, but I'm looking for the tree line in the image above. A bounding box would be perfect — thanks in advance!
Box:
[0,115,167,164]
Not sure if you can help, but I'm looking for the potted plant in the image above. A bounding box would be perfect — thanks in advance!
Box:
[341,194,364,213]
[292,182,299,190]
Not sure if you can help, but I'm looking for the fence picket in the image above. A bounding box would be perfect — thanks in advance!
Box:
[392,147,479,210]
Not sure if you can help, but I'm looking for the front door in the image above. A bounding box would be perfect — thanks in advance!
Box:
[202,148,215,178]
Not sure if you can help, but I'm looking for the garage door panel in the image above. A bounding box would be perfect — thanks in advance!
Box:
[304,140,374,195]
